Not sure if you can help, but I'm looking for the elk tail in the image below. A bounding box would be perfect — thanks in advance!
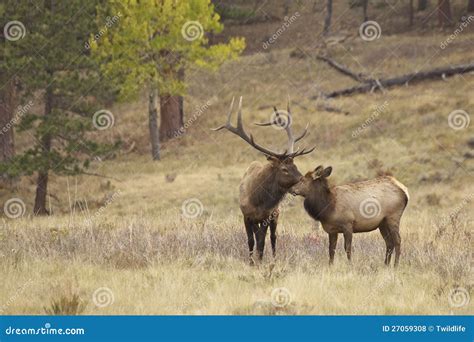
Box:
[389,177,410,208]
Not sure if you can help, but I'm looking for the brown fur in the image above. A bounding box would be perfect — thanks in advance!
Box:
[213,97,315,264]
[239,156,302,264]
[292,166,409,266]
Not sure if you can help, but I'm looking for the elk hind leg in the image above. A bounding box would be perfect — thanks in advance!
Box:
[342,225,353,262]
[379,219,394,266]
[386,217,402,267]
[343,231,353,261]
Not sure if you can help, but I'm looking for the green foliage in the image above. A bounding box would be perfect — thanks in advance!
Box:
[0,0,119,180]
[214,4,256,22]
[93,0,245,100]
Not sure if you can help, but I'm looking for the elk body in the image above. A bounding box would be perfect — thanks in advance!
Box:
[291,166,409,266]
[213,97,314,264]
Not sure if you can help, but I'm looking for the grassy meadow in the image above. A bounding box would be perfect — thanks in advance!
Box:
[1,1,473,315]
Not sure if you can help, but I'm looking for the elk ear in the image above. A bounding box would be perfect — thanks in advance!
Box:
[311,165,324,179]
[313,165,324,175]
[322,166,332,178]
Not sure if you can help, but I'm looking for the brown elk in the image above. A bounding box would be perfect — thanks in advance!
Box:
[291,166,409,266]
[213,97,315,264]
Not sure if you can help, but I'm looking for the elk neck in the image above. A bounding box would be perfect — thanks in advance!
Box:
[249,166,288,211]
[304,179,335,222]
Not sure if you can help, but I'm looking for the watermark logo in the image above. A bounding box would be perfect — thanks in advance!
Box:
[173,99,212,138]
[271,287,291,308]
[92,110,115,130]
[181,21,203,42]
[92,287,114,308]
[440,16,474,50]
[262,12,300,50]
[268,109,292,130]
[448,110,470,130]
[352,101,388,138]
[85,12,122,49]
[359,21,381,41]
[86,190,122,226]
[448,287,470,308]
[181,198,203,219]
[4,21,26,41]
[0,100,33,136]
[3,198,26,219]
[359,198,381,219]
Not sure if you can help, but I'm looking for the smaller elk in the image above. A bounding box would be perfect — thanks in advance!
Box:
[291,166,409,266]
[213,96,315,264]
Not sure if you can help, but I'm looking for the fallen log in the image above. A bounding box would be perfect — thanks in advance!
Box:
[316,55,371,83]
[315,62,474,98]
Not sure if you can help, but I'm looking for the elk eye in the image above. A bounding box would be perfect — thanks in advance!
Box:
[282,168,289,174]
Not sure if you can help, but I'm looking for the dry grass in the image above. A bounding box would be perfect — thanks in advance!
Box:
[1,3,473,315]
[0,207,471,314]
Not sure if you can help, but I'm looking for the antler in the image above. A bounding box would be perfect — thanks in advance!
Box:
[212,97,290,158]
[254,96,316,158]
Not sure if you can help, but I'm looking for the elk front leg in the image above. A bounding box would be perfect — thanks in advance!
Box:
[343,231,352,261]
[269,214,279,258]
[244,217,256,265]
[328,233,338,265]
[256,223,269,261]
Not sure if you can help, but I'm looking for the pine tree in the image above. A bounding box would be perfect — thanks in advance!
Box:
[0,0,119,215]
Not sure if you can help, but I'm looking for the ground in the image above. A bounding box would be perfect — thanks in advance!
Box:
[0,1,473,315]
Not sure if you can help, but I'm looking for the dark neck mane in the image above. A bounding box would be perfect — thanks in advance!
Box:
[304,181,334,222]
[249,170,287,211]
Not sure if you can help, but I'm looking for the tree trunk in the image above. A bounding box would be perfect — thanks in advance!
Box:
[148,87,160,160]
[159,95,183,142]
[409,0,415,26]
[468,0,474,12]
[283,0,291,15]
[418,0,429,10]
[323,0,333,36]
[34,171,49,215]
[438,0,452,26]
[34,86,53,216]
[362,0,369,21]
[0,79,17,162]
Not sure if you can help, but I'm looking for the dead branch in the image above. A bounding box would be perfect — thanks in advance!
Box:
[316,55,372,83]
[315,62,474,99]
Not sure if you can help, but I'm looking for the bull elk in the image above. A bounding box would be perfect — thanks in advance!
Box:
[291,166,409,266]
[213,96,315,264]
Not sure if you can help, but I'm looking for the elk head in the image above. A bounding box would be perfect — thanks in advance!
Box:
[291,165,333,197]
[212,96,316,189]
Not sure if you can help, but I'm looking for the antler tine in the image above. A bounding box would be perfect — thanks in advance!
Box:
[252,98,315,158]
[294,123,309,143]
[213,96,284,158]
[284,96,295,153]
[236,96,243,130]
[254,106,278,126]
[289,145,317,158]
[284,96,315,157]
[212,96,235,131]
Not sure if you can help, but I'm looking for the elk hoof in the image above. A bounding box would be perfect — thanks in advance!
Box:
[249,256,256,266]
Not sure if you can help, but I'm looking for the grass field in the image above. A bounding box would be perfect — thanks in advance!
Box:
[1,2,473,315]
